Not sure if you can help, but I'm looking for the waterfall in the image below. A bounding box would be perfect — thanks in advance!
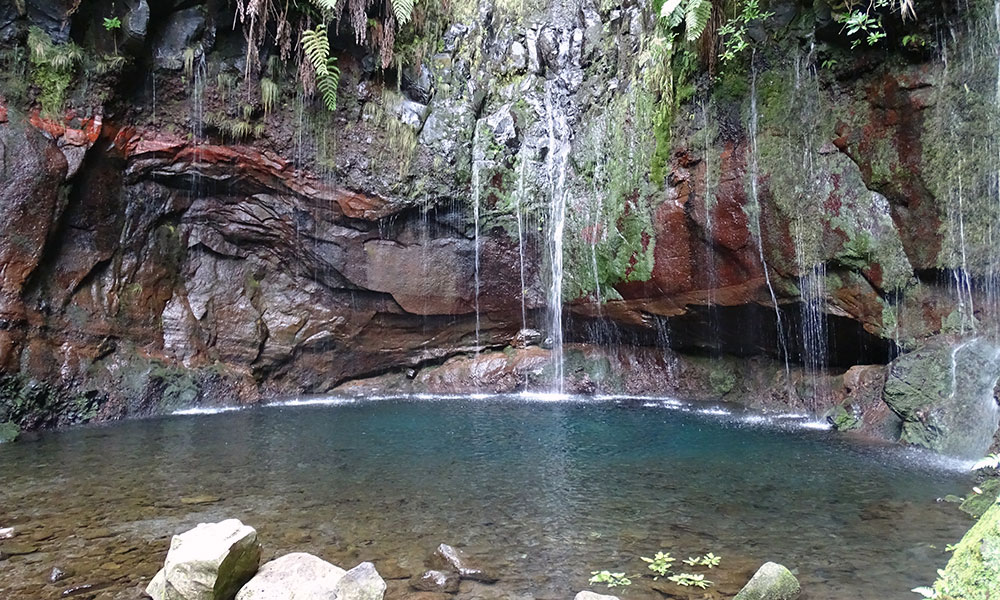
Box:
[515,158,529,332]
[545,87,571,394]
[748,64,791,378]
[471,125,485,355]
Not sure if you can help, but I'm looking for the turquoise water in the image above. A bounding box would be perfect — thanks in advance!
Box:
[0,397,976,599]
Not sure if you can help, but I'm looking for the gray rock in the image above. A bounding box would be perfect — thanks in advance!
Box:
[152,7,214,71]
[403,64,434,104]
[125,0,150,41]
[733,562,801,600]
[145,519,260,600]
[49,566,69,583]
[884,337,1000,458]
[332,562,386,600]
[410,570,459,593]
[428,544,497,583]
[509,41,527,72]
[574,592,619,600]
[235,552,346,600]
[0,421,18,444]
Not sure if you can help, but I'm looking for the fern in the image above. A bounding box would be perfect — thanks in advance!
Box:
[308,0,339,12]
[685,0,712,42]
[660,0,684,26]
[260,77,279,114]
[301,24,340,111]
[391,0,416,26]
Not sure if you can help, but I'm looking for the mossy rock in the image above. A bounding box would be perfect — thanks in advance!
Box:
[825,405,862,431]
[960,479,1000,519]
[883,338,1000,458]
[0,421,19,444]
[934,498,1000,599]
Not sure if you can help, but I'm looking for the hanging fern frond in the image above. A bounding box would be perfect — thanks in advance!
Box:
[308,0,339,12]
[390,0,416,27]
[302,24,331,77]
[301,24,340,111]
[684,0,712,42]
[316,57,340,111]
[660,0,684,27]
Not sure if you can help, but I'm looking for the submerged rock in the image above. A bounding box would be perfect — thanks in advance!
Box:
[145,519,260,600]
[0,421,18,443]
[934,497,1000,599]
[428,544,498,583]
[235,552,345,600]
[332,562,386,600]
[733,562,801,600]
[960,479,1000,519]
[410,570,460,593]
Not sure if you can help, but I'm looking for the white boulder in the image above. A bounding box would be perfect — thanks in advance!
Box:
[145,519,261,600]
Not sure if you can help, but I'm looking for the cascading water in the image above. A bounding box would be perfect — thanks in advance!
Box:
[748,64,791,378]
[515,158,529,331]
[471,124,486,355]
[544,87,571,393]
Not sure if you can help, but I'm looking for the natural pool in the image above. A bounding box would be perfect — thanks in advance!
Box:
[0,396,977,600]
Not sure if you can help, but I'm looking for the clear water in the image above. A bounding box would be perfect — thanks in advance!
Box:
[0,397,974,600]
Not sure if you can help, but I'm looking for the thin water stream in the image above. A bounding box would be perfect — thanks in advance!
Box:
[0,397,974,600]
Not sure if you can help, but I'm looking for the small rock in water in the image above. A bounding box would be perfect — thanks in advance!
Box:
[574,592,620,600]
[428,544,498,583]
[180,495,222,505]
[410,570,459,593]
[0,542,39,556]
[733,562,801,600]
[0,526,13,539]
[49,567,69,583]
[332,562,386,600]
[236,552,346,600]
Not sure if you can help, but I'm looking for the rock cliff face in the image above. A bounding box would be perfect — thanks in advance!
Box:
[0,0,998,454]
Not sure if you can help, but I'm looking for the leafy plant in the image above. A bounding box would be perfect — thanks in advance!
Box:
[301,24,341,112]
[835,0,917,48]
[684,552,722,567]
[102,16,121,31]
[260,77,279,114]
[589,571,632,588]
[641,551,676,577]
[27,26,82,116]
[668,573,712,588]
[717,0,773,62]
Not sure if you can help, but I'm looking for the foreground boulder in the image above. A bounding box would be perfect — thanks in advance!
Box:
[733,562,800,600]
[146,519,261,600]
[235,553,345,600]
[428,543,498,583]
[332,562,386,600]
[934,498,1000,599]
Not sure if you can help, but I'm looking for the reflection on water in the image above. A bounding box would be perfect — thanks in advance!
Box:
[0,397,975,599]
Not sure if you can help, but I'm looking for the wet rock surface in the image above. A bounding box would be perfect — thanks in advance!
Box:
[0,0,996,445]
[235,553,346,600]
[733,562,801,600]
[145,519,260,600]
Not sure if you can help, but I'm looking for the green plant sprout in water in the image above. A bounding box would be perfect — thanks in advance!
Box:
[640,551,676,578]
[668,573,712,588]
[588,571,632,588]
[683,552,722,567]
